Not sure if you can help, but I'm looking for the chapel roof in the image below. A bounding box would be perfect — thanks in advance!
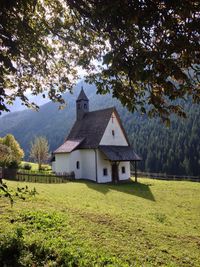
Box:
[54,105,141,160]
[54,88,141,161]
[54,106,130,153]
[67,107,115,149]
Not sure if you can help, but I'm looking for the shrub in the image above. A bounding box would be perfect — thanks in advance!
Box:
[0,210,129,266]
[0,228,24,266]
[8,161,20,169]
[39,166,46,171]
[23,163,32,170]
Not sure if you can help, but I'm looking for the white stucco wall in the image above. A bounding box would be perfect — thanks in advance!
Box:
[80,149,96,181]
[54,153,70,173]
[97,150,130,183]
[69,150,82,179]
[100,112,128,146]
[118,161,131,180]
[54,150,130,183]
[97,150,112,183]
[68,149,96,181]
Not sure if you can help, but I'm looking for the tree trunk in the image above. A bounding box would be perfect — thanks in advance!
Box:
[38,162,42,170]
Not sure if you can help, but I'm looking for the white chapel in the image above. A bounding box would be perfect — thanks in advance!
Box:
[52,88,141,183]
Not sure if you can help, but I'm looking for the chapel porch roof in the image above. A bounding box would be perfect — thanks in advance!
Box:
[99,145,142,161]
[54,138,84,153]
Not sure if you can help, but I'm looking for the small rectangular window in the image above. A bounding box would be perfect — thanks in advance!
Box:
[76,161,80,169]
[112,130,115,137]
[122,166,125,174]
[103,168,108,176]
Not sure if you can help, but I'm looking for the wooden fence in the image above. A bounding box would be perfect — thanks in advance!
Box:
[2,168,75,184]
[131,171,200,182]
[2,168,199,183]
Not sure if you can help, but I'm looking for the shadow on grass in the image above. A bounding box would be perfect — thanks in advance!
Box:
[85,180,155,202]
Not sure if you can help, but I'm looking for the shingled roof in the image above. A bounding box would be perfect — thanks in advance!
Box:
[67,107,114,149]
[54,139,84,153]
[54,103,140,159]
[99,145,142,161]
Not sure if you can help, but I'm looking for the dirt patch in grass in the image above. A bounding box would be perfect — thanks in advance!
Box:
[71,208,115,226]
[66,206,146,236]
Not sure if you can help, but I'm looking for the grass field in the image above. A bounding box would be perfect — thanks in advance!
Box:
[0,178,200,266]
[20,161,52,172]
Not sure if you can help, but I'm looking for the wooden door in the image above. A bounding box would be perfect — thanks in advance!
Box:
[112,163,119,183]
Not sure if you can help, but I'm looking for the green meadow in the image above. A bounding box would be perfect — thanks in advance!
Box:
[20,161,51,171]
[0,178,200,266]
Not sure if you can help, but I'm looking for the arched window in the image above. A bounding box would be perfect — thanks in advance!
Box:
[77,103,81,109]
[112,130,115,137]
[76,161,80,169]
[84,103,87,109]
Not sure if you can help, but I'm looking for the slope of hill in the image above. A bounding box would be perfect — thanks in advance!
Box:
[1,94,50,116]
[1,179,200,266]
[0,82,199,176]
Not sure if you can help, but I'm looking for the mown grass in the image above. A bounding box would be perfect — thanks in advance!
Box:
[21,161,52,172]
[0,178,200,266]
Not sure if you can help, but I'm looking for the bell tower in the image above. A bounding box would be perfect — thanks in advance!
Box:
[76,87,89,120]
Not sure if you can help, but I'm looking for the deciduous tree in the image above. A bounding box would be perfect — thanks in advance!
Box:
[0,143,12,166]
[1,0,200,122]
[0,0,79,113]
[67,0,200,123]
[30,136,49,170]
[0,134,24,167]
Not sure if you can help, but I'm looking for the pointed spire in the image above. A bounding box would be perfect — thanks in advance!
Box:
[76,87,89,120]
[77,87,88,101]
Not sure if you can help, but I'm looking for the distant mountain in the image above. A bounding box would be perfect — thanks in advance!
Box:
[0,82,199,176]
[1,94,50,116]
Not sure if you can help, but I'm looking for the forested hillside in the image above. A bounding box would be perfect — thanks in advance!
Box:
[0,82,199,176]
[128,102,200,176]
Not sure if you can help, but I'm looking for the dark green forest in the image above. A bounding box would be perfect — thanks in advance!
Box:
[0,82,199,176]
[128,103,200,176]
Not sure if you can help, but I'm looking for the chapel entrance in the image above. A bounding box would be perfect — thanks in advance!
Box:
[112,163,119,183]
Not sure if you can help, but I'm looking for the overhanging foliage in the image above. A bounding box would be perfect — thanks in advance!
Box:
[0,0,200,121]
